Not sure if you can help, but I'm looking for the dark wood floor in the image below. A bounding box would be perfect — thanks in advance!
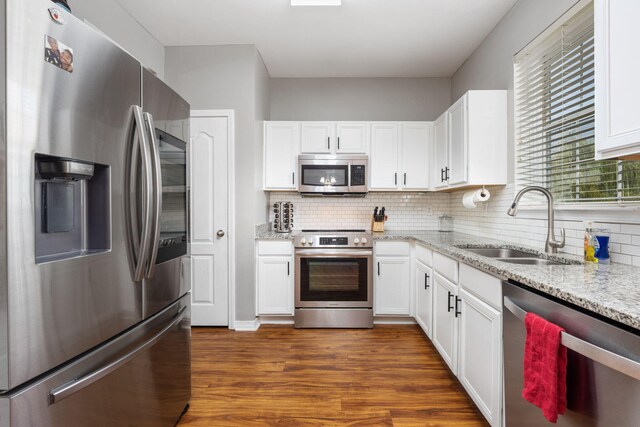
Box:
[178,325,488,426]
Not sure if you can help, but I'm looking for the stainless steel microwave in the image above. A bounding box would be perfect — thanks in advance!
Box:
[298,155,368,195]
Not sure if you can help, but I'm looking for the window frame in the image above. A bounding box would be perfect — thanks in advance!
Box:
[513,0,640,212]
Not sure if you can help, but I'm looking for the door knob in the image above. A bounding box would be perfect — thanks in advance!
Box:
[216,230,225,237]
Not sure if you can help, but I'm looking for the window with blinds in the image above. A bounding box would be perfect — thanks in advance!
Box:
[514,1,640,204]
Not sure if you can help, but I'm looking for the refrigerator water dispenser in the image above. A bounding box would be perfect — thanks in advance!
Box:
[35,154,111,263]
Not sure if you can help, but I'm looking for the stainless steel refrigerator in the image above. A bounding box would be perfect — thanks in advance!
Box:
[0,0,192,425]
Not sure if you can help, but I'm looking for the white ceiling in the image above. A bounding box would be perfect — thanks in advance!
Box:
[117,0,517,78]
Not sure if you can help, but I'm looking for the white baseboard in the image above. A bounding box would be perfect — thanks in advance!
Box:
[259,315,295,325]
[233,318,261,331]
[374,316,417,325]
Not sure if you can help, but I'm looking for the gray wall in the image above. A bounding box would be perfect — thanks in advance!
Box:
[255,52,271,224]
[165,45,269,321]
[72,0,165,78]
[450,0,579,182]
[451,0,578,100]
[270,78,451,121]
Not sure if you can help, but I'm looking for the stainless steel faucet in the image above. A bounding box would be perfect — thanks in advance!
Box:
[507,186,565,254]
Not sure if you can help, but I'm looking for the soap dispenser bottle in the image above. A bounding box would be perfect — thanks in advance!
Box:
[584,221,597,262]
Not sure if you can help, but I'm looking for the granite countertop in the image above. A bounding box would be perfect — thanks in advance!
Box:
[374,230,640,331]
[255,229,295,240]
[255,223,295,240]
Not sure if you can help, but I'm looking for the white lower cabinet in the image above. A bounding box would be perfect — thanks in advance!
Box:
[423,252,503,426]
[458,288,502,427]
[431,272,459,375]
[256,241,294,315]
[414,261,433,338]
[374,257,411,315]
[257,256,293,315]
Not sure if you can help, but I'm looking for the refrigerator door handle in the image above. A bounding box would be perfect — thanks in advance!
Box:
[504,296,640,381]
[48,305,187,405]
[143,112,162,278]
[125,106,154,282]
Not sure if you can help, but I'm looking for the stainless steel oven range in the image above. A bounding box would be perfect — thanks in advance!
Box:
[294,230,373,328]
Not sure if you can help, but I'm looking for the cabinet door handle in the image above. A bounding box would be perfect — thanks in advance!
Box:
[425,273,430,289]
[327,136,330,150]
[292,172,295,185]
[447,291,454,312]
[455,296,462,317]
[287,261,290,276]
[378,262,380,276]
[337,136,340,150]
[441,168,445,182]
[404,173,407,186]
[394,173,397,185]
[445,167,450,181]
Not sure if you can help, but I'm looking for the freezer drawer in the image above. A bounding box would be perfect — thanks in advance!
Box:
[0,295,191,427]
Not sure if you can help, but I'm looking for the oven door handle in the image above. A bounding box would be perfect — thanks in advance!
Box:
[295,249,373,257]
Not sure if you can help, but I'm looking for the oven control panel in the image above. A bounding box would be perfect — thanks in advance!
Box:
[320,237,348,246]
[294,232,372,248]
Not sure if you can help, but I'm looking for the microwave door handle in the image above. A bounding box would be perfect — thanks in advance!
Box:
[143,112,162,279]
[127,106,153,282]
[504,297,640,381]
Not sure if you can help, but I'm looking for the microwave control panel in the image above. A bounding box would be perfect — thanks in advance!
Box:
[350,165,366,186]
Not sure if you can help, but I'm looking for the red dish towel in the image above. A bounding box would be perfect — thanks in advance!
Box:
[522,312,568,423]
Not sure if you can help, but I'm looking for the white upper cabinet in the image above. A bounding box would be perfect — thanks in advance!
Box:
[432,90,507,191]
[401,123,432,190]
[300,122,333,154]
[595,0,640,159]
[370,122,431,191]
[448,96,468,185]
[299,122,369,155]
[264,122,300,190]
[263,121,430,192]
[336,122,369,154]
[370,123,400,190]
[432,112,449,190]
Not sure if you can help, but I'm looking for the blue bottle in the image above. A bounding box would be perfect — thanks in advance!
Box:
[594,230,610,264]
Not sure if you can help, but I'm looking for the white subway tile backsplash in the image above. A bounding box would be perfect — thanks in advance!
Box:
[450,184,640,266]
[268,183,640,266]
[269,191,449,231]
[621,224,640,235]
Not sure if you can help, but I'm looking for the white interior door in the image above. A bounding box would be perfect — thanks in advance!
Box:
[190,114,229,326]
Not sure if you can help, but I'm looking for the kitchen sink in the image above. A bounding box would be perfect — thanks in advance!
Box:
[497,258,566,266]
[458,246,577,266]
[461,247,535,258]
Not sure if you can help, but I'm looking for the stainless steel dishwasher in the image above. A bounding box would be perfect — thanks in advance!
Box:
[502,280,640,426]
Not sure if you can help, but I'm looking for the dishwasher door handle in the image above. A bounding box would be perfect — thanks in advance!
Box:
[504,296,640,381]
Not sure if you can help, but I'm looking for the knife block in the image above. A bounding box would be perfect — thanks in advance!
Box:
[371,215,387,232]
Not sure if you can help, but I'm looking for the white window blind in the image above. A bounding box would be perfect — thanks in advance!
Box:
[515,2,640,204]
